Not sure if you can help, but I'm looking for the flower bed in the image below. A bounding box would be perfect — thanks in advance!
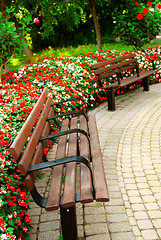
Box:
[0,47,161,239]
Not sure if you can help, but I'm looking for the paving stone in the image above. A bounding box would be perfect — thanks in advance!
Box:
[85,223,108,236]
[132,225,141,236]
[85,214,106,224]
[38,230,60,240]
[105,198,123,206]
[30,216,39,224]
[86,233,111,240]
[156,229,161,238]
[137,220,153,230]
[78,225,84,238]
[141,229,158,239]
[131,204,145,211]
[111,232,135,240]
[28,208,41,216]
[84,206,105,215]
[40,211,60,222]
[39,220,60,232]
[108,222,131,233]
[152,219,161,228]
[148,210,161,218]
[107,214,128,223]
[28,234,37,240]
[105,205,126,214]
[142,195,156,203]
[144,202,159,210]
[133,211,149,220]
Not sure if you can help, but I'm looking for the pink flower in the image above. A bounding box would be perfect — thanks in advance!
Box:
[136,14,143,20]
[142,8,149,14]
[12,23,15,26]
[33,18,40,23]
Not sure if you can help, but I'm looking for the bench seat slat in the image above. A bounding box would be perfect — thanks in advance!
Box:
[62,117,78,208]
[118,69,159,88]
[9,88,48,160]
[79,115,93,203]
[45,119,69,211]
[88,113,109,202]
[103,69,159,90]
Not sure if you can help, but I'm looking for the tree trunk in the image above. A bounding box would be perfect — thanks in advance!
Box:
[12,17,33,63]
[21,37,33,63]
[88,0,102,50]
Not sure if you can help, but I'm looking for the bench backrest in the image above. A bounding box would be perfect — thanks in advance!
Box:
[91,53,138,86]
[9,87,53,178]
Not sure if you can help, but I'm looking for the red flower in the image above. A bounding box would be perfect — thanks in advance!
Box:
[0,217,6,232]
[158,4,161,9]
[18,200,28,208]
[136,1,139,6]
[142,8,149,14]
[24,216,31,224]
[16,219,22,225]
[136,13,143,20]
[44,148,48,155]
[147,2,152,7]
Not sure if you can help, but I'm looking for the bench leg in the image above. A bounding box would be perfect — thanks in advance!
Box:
[60,205,78,240]
[142,76,149,91]
[107,88,115,111]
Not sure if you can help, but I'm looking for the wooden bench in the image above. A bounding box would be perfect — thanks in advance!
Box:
[91,53,159,111]
[9,87,109,240]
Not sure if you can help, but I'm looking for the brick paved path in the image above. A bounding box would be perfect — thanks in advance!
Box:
[28,83,161,240]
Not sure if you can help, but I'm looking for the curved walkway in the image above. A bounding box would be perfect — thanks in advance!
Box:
[28,83,161,240]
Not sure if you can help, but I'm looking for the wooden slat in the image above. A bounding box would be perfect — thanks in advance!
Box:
[25,105,55,191]
[9,87,48,160]
[102,69,160,90]
[88,113,109,202]
[18,97,52,176]
[91,53,136,69]
[119,69,159,88]
[45,119,69,211]
[95,71,116,80]
[79,115,93,203]
[118,65,136,73]
[62,117,78,208]
[94,58,137,75]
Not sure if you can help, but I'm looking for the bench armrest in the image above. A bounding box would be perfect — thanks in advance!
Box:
[39,128,92,161]
[28,155,95,208]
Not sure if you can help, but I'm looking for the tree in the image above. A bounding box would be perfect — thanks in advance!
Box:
[0,3,31,79]
[113,0,161,50]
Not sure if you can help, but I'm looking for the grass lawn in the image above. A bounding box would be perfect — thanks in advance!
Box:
[9,40,161,72]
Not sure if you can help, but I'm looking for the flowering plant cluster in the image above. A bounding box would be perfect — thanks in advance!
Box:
[114,1,161,50]
[0,47,161,239]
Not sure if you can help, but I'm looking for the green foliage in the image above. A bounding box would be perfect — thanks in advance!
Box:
[113,1,161,50]
[0,6,31,71]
